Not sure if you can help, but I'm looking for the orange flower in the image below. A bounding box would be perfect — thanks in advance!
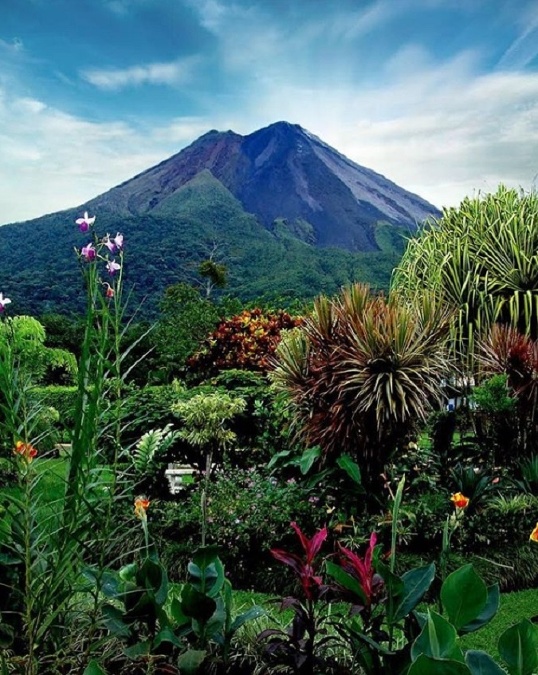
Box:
[530,523,538,543]
[450,492,469,509]
[134,496,150,519]
[14,441,37,463]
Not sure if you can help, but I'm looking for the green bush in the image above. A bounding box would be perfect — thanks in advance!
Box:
[32,386,77,437]
[151,468,325,593]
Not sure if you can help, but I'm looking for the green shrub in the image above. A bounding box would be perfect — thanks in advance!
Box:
[151,468,325,593]
[32,385,77,437]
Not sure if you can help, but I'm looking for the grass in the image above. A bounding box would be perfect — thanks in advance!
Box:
[232,588,538,659]
[460,587,538,658]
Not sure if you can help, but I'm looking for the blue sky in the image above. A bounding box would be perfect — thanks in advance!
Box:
[1,0,538,224]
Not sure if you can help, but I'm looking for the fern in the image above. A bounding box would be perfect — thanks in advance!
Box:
[133,423,178,473]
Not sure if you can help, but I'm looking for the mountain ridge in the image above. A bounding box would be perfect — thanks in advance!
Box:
[0,121,440,316]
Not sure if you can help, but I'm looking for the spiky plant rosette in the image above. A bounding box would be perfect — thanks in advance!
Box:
[271,284,453,482]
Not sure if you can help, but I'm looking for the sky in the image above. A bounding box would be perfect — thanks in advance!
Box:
[2,0,538,225]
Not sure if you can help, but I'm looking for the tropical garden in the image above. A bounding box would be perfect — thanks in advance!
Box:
[0,185,538,674]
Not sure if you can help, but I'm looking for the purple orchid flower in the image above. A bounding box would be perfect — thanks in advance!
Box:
[0,293,11,312]
[81,243,96,261]
[103,232,123,254]
[106,259,121,275]
[103,235,116,254]
[76,211,96,233]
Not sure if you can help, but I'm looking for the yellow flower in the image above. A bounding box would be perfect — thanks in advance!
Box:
[530,523,538,543]
[134,496,150,520]
[450,492,469,509]
[14,441,37,463]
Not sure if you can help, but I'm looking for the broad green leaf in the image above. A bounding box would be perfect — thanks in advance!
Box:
[411,611,463,662]
[441,565,487,630]
[408,654,471,675]
[192,545,220,570]
[177,649,207,675]
[460,585,500,634]
[83,660,106,675]
[299,445,321,474]
[194,599,226,639]
[101,604,131,638]
[153,625,182,649]
[124,641,151,659]
[170,595,190,627]
[465,650,506,675]
[118,563,138,582]
[190,547,225,597]
[336,453,362,485]
[181,585,217,622]
[325,560,367,604]
[393,563,436,622]
[376,560,404,620]
[140,557,168,606]
[230,605,265,633]
[267,449,293,470]
[498,619,538,675]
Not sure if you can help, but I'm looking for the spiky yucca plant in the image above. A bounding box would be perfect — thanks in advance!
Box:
[271,284,452,488]
[393,185,538,370]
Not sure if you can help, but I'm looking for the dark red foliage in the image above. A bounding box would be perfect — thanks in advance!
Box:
[270,522,328,601]
[188,308,302,374]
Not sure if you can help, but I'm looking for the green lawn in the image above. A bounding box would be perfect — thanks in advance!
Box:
[460,587,538,658]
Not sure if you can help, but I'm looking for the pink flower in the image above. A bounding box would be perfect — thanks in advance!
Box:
[103,232,123,254]
[106,259,121,275]
[81,243,96,261]
[103,235,116,254]
[0,293,11,312]
[76,211,96,233]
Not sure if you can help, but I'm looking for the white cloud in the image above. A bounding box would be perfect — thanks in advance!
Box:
[242,52,538,209]
[81,56,199,90]
[0,88,209,224]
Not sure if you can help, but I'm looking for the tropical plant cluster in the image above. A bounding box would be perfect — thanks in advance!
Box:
[1,187,538,673]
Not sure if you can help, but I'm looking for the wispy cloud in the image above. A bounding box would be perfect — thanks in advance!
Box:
[497,2,538,70]
[81,56,199,90]
[0,37,24,54]
[247,51,538,209]
[0,88,177,223]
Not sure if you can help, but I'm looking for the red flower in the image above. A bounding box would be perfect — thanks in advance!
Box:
[450,492,470,509]
[134,496,150,519]
[14,441,37,463]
